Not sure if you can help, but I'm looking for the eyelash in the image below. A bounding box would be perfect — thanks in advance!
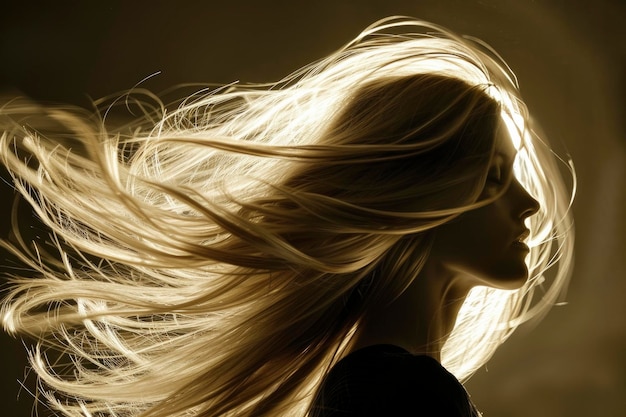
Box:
[488,167,504,184]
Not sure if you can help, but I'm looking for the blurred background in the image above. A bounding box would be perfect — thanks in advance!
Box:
[0,1,624,416]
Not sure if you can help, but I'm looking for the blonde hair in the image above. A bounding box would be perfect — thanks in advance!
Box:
[0,17,574,417]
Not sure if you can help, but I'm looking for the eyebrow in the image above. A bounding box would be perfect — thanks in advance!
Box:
[495,151,515,166]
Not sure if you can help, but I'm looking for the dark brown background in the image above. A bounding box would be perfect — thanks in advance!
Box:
[1,1,624,416]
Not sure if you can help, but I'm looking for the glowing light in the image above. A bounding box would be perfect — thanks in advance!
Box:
[501,110,523,150]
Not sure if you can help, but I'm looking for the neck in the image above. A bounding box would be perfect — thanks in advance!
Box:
[348,261,471,362]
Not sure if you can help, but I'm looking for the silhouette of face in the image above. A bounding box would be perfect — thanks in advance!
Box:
[429,126,540,289]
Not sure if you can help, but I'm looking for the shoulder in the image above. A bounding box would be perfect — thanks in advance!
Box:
[310,344,478,417]
[325,344,450,392]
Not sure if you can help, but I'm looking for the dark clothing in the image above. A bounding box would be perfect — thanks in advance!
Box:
[310,344,480,416]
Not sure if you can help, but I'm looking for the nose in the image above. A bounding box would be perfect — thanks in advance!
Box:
[511,179,540,219]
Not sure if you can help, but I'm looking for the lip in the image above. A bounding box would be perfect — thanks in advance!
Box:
[514,229,530,243]
[511,229,531,252]
[511,241,530,251]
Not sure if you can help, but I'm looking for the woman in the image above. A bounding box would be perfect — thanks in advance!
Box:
[0,17,574,417]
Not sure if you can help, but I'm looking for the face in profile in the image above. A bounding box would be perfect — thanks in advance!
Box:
[429,124,540,290]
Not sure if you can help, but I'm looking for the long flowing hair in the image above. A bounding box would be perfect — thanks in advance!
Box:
[0,17,574,417]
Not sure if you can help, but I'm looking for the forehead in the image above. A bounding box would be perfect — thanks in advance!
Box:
[494,120,517,164]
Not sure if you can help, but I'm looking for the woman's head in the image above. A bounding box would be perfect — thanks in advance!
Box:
[176,17,573,381]
[0,17,574,417]
[428,119,541,290]
[276,74,505,312]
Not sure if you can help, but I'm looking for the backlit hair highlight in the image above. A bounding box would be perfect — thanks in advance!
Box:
[0,17,574,417]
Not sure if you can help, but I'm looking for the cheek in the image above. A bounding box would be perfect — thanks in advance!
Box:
[431,208,495,266]
[431,206,528,287]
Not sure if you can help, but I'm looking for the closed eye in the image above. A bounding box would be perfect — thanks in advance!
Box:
[487,167,504,184]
